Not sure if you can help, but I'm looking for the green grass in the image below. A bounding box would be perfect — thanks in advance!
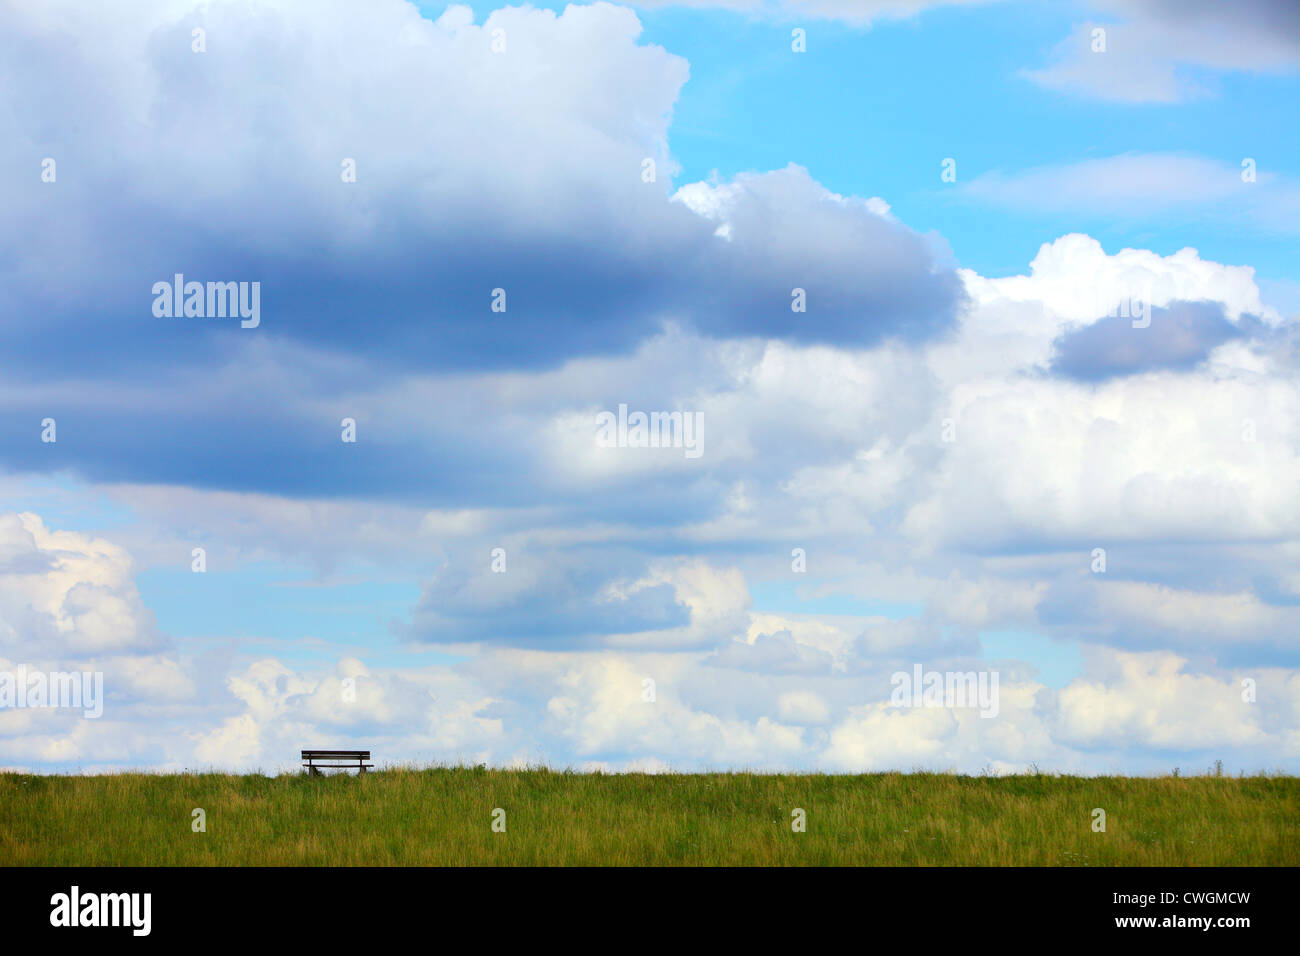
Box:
[2,767,1296,866]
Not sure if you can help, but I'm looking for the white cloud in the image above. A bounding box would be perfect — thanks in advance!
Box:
[0,513,161,658]
[777,690,831,723]
[1056,650,1272,750]
[627,0,998,25]
[961,156,1300,235]
[962,233,1281,325]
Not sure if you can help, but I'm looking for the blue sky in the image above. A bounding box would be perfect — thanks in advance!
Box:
[2,0,1299,775]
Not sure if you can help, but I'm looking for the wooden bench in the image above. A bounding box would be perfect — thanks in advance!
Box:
[301,750,373,775]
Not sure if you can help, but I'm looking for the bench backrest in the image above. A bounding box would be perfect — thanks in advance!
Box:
[302,750,370,760]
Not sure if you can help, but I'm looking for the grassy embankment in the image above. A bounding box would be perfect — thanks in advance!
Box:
[2,767,1295,866]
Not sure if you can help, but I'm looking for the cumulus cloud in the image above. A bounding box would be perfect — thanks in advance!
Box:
[0,0,962,498]
[959,233,1283,326]
[408,548,699,648]
[674,166,963,343]
[777,689,831,723]
[710,629,837,673]
[1039,578,1300,654]
[1055,650,1271,750]
[0,0,959,373]
[906,235,1300,563]
[0,513,162,658]
[2,2,1298,776]
[4,510,1299,774]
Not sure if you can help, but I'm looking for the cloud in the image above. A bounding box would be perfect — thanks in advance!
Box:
[0,513,162,658]
[961,154,1300,234]
[675,167,963,342]
[903,235,1300,560]
[3,2,1299,775]
[407,547,693,648]
[709,629,837,673]
[777,689,831,723]
[1025,0,1300,103]
[964,154,1249,211]
[4,513,1299,774]
[625,0,999,25]
[958,233,1282,326]
[17,229,1293,668]
[1038,578,1300,654]
[0,0,963,500]
[1049,300,1245,381]
[1055,649,1270,749]
[0,0,961,384]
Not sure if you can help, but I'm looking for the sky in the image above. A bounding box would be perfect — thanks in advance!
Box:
[1,0,1299,775]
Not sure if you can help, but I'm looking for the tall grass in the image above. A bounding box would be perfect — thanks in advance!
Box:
[2,767,1295,866]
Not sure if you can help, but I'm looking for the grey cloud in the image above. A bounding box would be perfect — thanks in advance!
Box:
[0,1,962,383]
[1049,300,1243,381]
[707,629,836,673]
[407,547,690,648]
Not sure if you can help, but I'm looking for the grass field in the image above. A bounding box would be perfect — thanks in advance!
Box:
[2,767,1296,866]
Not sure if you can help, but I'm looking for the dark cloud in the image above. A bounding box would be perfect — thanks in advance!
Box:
[0,3,962,381]
[407,547,690,648]
[1049,300,1243,381]
[0,1,963,498]
[1124,0,1300,38]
